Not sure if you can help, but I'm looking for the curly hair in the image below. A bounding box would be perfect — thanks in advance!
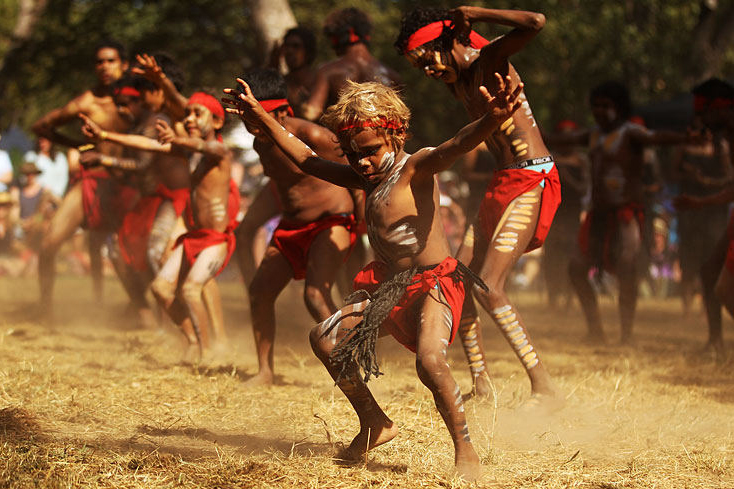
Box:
[320,80,410,151]
[394,7,455,55]
[323,7,372,52]
[590,81,632,120]
[284,26,317,66]
[240,68,288,101]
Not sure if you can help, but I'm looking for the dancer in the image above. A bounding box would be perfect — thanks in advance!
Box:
[233,68,357,386]
[224,72,521,479]
[31,40,133,317]
[396,6,560,402]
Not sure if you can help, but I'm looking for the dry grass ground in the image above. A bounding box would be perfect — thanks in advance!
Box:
[0,274,732,488]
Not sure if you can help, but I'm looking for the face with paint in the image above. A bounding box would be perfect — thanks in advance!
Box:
[339,127,402,185]
[184,103,223,140]
[590,96,620,129]
[406,45,458,84]
[115,93,146,125]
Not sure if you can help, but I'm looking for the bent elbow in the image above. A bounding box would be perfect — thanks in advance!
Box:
[528,13,545,31]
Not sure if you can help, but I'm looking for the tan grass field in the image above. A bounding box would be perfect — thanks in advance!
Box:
[0,274,732,488]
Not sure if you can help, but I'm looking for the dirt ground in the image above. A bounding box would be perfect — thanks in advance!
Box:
[0,274,732,488]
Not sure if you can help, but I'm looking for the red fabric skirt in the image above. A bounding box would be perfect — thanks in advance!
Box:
[578,203,644,272]
[176,180,240,277]
[477,165,561,252]
[352,257,466,352]
[80,168,138,231]
[272,213,357,280]
[118,185,190,272]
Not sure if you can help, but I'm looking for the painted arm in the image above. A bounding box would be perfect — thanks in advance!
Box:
[223,80,362,189]
[80,113,173,155]
[131,54,188,120]
[414,74,522,177]
[629,125,698,146]
[452,6,545,60]
[156,119,227,160]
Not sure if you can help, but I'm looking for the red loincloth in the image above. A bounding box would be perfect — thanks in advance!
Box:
[175,180,240,277]
[352,257,466,352]
[477,165,561,252]
[117,185,190,272]
[80,168,138,231]
[578,203,644,272]
[271,213,357,280]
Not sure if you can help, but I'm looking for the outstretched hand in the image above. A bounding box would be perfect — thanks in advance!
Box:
[155,119,175,145]
[131,53,164,85]
[222,79,268,129]
[480,73,524,123]
[79,113,103,141]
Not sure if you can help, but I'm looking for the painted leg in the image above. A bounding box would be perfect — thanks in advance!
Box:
[246,245,293,386]
[303,225,352,321]
[202,280,226,343]
[179,242,228,354]
[310,301,397,462]
[471,186,559,402]
[38,184,85,321]
[455,224,492,399]
[415,293,480,480]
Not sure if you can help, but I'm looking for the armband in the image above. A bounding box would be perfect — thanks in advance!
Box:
[99,130,108,141]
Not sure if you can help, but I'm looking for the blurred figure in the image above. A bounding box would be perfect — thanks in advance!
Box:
[270,26,319,119]
[0,134,12,192]
[672,116,731,315]
[0,192,25,276]
[301,7,401,121]
[542,120,589,311]
[23,137,68,198]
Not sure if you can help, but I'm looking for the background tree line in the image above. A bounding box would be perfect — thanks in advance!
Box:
[1,0,734,155]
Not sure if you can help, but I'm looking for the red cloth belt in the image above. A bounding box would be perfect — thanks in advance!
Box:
[352,256,466,352]
[477,164,561,253]
[271,213,357,280]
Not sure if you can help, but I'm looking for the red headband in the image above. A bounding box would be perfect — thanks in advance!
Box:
[694,95,734,112]
[331,27,370,48]
[338,117,403,132]
[555,119,578,132]
[259,98,294,116]
[406,20,489,53]
[188,92,225,120]
[115,86,140,98]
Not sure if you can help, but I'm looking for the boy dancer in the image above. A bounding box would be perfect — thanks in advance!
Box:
[224,74,521,479]
[396,6,560,402]
[86,92,237,358]
[234,68,357,386]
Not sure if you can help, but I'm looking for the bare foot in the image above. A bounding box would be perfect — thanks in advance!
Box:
[243,371,274,387]
[336,422,399,463]
[181,343,201,365]
[583,332,607,345]
[454,452,482,482]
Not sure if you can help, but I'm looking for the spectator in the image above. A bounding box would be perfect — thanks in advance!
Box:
[24,137,68,198]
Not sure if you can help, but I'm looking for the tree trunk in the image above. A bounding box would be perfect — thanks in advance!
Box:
[248,0,297,66]
[690,0,734,83]
[0,0,49,98]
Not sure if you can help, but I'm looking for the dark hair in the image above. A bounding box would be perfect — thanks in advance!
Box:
[590,81,632,119]
[95,39,128,62]
[284,26,317,66]
[692,78,734,100]
[395,7,454,55]
[132,52,185,92]
[240,68,287,101]
[112,75,140,97]
[323,8,372,52]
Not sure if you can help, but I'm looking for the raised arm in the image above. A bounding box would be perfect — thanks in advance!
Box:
[223,79,362,189]
[413,74,522,177]
[452,6,545,61]
[131,54,188,120]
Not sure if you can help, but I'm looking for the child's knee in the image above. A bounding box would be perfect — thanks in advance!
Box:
[304,284,328,310]
[151,277,175,303]
[181,280,204,305]
[415,350,448,381]
[473,280,505,307]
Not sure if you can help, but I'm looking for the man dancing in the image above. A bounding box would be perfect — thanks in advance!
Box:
[235,68,358,386]
[396,6,560,403]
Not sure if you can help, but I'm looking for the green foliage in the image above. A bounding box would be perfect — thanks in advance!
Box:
[2,0,734,150]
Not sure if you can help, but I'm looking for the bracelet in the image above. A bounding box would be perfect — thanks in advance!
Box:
[99,130,108,141]
[100,155,114,166]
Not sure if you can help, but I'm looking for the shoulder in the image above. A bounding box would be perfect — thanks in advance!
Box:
[294,118,338,146]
